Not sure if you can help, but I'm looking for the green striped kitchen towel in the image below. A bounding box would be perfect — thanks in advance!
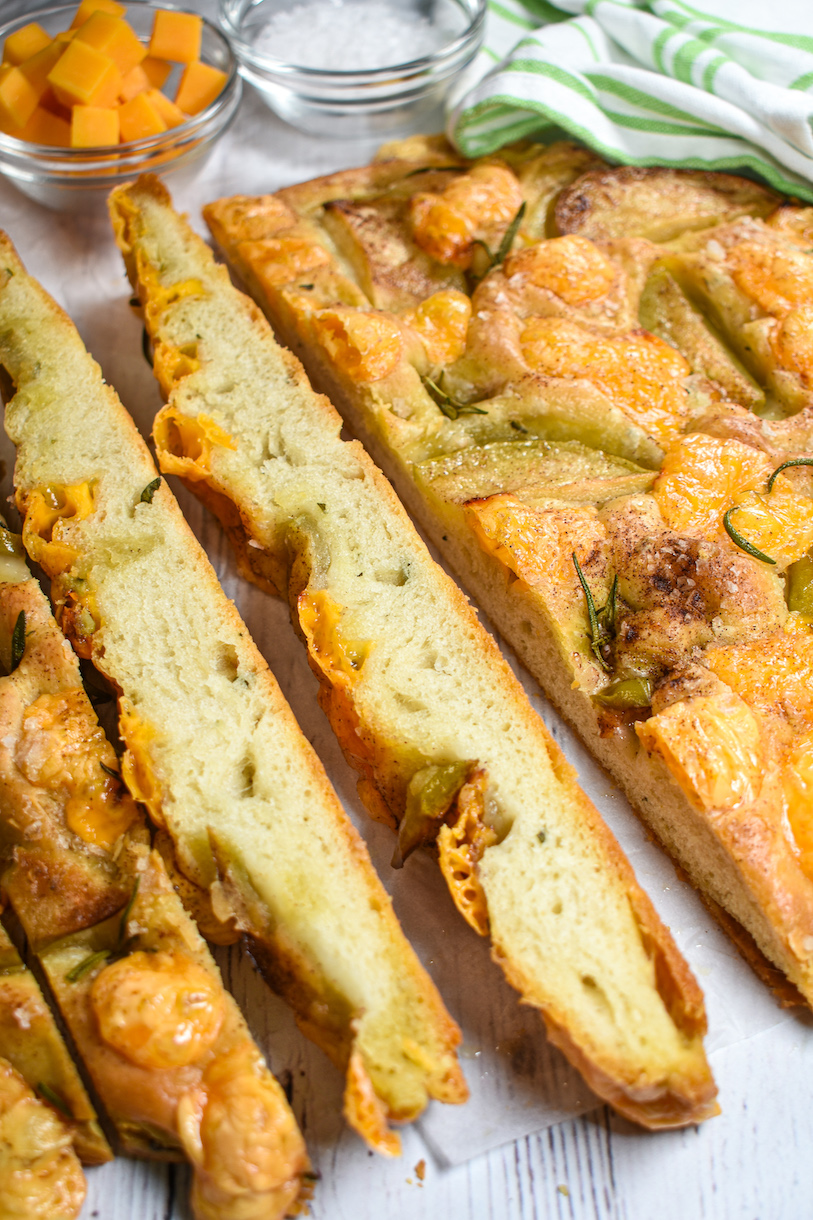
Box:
[447,0,813,200]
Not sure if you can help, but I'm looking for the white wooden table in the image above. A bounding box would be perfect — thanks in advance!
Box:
[2,7,813,1215]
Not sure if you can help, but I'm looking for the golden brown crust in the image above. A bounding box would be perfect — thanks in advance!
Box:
[554,166,780,244]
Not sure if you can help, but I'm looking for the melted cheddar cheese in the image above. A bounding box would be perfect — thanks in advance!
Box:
[311,307,403,382]
[91,951,225,1070]
[402,289,471,366]
[153,407,237,481]
[23,482,95,577]
[503,235,617,306]
[519,318,693,447]
[408,163,523,269]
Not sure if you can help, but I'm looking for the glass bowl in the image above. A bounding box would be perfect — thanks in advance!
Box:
[0,2,242,211]
[218,0,485,139]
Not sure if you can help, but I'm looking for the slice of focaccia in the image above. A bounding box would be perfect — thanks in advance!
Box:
[0,921,109,1169]
[110,175,718,1130]
[0,1055,86,1220]
[0,233,466,1160]
[202,140,813,1008]
[0,544,307,1220]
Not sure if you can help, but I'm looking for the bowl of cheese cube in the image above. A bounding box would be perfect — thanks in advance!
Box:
[0,1,240,209]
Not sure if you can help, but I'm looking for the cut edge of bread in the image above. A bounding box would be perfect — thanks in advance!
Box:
[0,230,468,1157]
[113,175,719,1131]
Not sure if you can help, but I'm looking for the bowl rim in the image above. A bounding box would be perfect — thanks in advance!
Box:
[218,0,487,82]
[0,0,240,159]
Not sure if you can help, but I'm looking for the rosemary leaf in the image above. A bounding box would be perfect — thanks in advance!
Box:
[767,458,813,493]
[422,376,487,421]
[723,506,777,565]
[65,949,110,984]
[118,876,140,945]
[10,610,25,672]
[100,761,120,780]
[572,553,611,672]
[493,201,526,269]
[596,573,618,639]
[140,477,161,504]
[37,1082,73,1120]
[141,326,151,367]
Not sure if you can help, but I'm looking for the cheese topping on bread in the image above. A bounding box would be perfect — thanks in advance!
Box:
[112,175,718,1130]
[202,142,813,1011]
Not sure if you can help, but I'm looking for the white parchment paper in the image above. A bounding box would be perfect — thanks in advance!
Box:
[0,66,795,1176]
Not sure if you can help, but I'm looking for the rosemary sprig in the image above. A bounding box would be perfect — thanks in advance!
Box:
[422,376,488,421]
[572,554,615,671]
[100,761,120,780]
[494,201,526,269]
[723,506,777,565]
[10,610,25,672]
[767,458,813,493]
[117,876,140,944]
[472,202,527,275]
[140,477,161,504]
[65,949,110,984]
[37,1082,73,1120]
[597,573,618,641]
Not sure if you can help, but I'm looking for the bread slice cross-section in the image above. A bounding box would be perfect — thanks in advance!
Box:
[110,174,718,1130]
[0,530,308,1219]
[0,232,466,1161]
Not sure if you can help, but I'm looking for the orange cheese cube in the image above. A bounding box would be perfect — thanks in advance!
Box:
[54,30,78,44]
[141,55,171,89]
[175,60,226,115]
[18,41,64,99]
[119,90,167,141]
[48,39,121,107]
[20,105,71,146]
[146,86,184,127]
[119,62,149,101]
[70,0,127,29]
[0,65,39,129]
[3,22,52,66]
[75,12,146,76]
[149,10,202,64]
[71,103,119,146]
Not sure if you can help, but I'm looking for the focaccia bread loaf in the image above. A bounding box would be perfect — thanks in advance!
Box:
[0,232,466,1161]
[110,174,718,1130]
[0,543,307,1220]
[203,137,813,1008]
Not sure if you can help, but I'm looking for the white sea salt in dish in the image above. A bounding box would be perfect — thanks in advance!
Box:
[219,0,485,137]
[252,0,458,69]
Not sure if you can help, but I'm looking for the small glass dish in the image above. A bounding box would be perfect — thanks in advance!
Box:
[218,0,485,139]
[0,2,242,211]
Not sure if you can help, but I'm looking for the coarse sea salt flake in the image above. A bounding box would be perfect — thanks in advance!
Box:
[253,0,457,71]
